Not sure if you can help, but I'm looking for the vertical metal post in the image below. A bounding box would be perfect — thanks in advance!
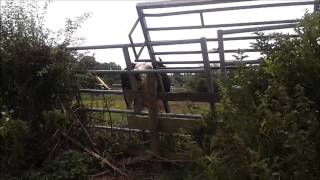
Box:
[314,0,320,12]
[200,37,215,119]
[137,7,170,113]
[217,30,226,77]
[200,12,205,27]
[123,47,138,112]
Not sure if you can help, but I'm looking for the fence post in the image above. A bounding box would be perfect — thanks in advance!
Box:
[314,0,320,12]
[122,47,138,112]
[217,30,226,77]
[146,74,160,155]
[201,37,215,121]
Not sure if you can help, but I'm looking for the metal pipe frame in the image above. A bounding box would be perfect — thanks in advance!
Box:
[222,23,298,35]
[136,0,254,9]
[147,19,298,31]
[129,19,140,60]
[89,125,149,133]
[142,1,314,17]
[83,108,203,119]
[87,68,205,74]
[67,34,299,51]
[134,60,259,64]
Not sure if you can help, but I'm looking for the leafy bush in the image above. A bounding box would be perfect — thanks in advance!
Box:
[0,0,88,176]
[0,107,28,174]
[24,150,101,180]
[188,12,320,180]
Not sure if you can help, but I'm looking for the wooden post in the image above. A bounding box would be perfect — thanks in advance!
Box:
[146,74,160,155]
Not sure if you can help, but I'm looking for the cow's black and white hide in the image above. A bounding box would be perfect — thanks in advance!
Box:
[120,61,170,112]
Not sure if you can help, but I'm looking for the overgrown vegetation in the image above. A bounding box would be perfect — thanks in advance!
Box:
[0,0,92,178]
[183,12,320,180]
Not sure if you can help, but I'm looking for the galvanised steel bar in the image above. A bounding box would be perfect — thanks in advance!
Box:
[79,89,124,94]
[87,68,205,74]
[215,34,299,42]
[200,12,205,27]
[129,19,140,60]
[200,38,215,120]
[225,60,262,65]
[222,23,298,35]
[157,60,258,64]
[154,50,202,55]
[123,47,139,112]
[137,6,171,113]
[147,19,298,31]
[67,35,299,51]
[89,125,149,133]
[136,0,253,9]
[136,44,145,60]
[158,66,204,69]
[150,38,202,45]
[143,1,314,17]
[67,43,139,50]
[209,49,260,53]
[83,108,203,119]
[123,47,138,91]
[217,30,226,77]
[314,0,320,11]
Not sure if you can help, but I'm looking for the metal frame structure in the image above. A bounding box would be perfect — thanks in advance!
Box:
[68,0,319,154]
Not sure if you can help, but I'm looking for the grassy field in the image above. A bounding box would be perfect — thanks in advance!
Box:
[79,94,209,126]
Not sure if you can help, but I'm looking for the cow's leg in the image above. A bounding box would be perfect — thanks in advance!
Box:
[157,99,166,112]
[124,96,133,110]
[134,98,145,112]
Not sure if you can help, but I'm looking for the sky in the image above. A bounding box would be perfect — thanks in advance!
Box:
[43,0,314,68]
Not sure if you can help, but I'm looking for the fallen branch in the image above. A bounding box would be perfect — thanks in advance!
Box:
[62,132,130,179]
[89,170,109,178]
[146,151,181,167]
[124,154,153,166]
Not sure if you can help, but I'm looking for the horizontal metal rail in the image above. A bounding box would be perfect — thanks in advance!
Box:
[137,0,253,9]
[154,50,202,55]
[222,23,298,35]
[154,48,260,56]
[210,48,260,53]
[67,34,299,50]
[83,108,203,119]
[225,59,262,65]
[89,125,149,133]
[147,19,298,31]
[87,68,205,74]
[79,89,216,102]
[80,89,124,95]
[143,1,314,17]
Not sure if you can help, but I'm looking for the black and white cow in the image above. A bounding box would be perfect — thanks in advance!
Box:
[120,61,170,112]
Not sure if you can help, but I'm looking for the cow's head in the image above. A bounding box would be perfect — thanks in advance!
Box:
[134,63,153,90]
[154,57,166,68]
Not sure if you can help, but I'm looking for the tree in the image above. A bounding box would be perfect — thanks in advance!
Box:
[0,0,88,176]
